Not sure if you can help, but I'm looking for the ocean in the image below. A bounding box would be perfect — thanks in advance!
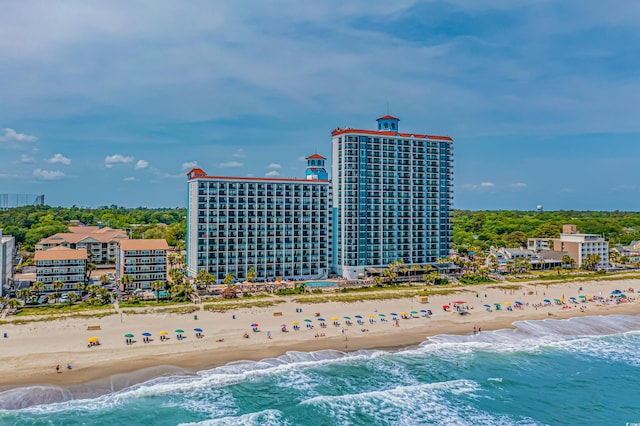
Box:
[1,314,639,425]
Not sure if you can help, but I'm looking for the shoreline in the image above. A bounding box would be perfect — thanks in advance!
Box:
[0,278,639,398]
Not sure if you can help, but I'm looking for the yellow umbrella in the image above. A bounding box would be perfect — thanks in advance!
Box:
[400,311,408,315]
[330,317,339,321]
[159,331,169,336]
[368,314,375,318]
[88,336,99,343]
[291,321,299,325]
[504,302,511,306]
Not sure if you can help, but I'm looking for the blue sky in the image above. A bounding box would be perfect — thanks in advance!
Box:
[0,1,638,210]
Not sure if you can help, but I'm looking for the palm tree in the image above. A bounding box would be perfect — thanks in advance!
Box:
[151,280,165,302]
[75,282,86,296]
[52,281,64,303]
[372,276,382,287]
[6,298,22,311]
[561,254,572,270]
[17,288,32,302]
[31,281,45,300]
[246,267,257,283]
[410,264,421,282]
[121,274,134,291]
[86,284,101,298]
[67,291,79,303]
[99,274,111,286]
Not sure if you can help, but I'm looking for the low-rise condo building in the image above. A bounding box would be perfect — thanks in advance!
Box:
[36,226,128,264]
[33,246,88,292]
[116,239,169,291]
[551,224,609,269]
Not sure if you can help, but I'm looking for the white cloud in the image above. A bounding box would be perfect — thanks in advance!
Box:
[298,156,307,162]
[105,154,134,168]
[232,149,246,158]
[461,182,496,192]
[20,154,34,163]
[267,163,282,169]
[508,182,527,190]
[47,153,71,165]
[33,168,64,180]
[123,176,138,181]
[265,170,280,177]
[135,159,149,169]
[480,182,495,187]
[182,161,198,170]
[219,161,243,168]
[0,128,37,143]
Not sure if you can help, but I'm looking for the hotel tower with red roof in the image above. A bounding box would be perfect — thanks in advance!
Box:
[331,115,453,279]
[186,156,330,283]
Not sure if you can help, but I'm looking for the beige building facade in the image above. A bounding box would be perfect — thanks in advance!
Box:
[34,246,88,291]
[116,239,169,291]
[36,226,128,264]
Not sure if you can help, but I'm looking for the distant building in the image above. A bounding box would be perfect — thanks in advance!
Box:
[527,238,552,252]
[36,226,128,264]
[611,240,640,263]
[185,156,331,283]
[116,239,169,291]
[33,246,88,292]
[486,247,566,270]
[551,224,609,269]
[0,229,15,297]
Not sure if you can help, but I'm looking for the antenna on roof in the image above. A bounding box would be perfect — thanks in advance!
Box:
[386,101,389,115]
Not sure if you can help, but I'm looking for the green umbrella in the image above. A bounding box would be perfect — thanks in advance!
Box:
[343,316,351,320]
[410,311,418,314]
[304,319,312,323]
[175,329,185,333]
[124,333,134,338]
[578,295,586,298]
[378,313,386,317]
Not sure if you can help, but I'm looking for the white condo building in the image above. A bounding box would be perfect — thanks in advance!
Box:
[331,115,454,279]
[553,225,609,269]
[0,229,15,297]
[186,155,330,283]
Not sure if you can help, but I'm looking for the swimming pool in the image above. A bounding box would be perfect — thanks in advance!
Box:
[305,281,338,288]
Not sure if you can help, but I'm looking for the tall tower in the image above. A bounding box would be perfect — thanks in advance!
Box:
[331,115,453,279]
[305,154,328,180]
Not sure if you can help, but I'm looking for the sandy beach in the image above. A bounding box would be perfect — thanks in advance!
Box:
[1,278,639,391]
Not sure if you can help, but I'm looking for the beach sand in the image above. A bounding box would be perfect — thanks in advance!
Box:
[0,278,638,391]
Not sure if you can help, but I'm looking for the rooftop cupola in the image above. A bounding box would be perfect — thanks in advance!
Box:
[305,153,328,180]
[376,115,400,132]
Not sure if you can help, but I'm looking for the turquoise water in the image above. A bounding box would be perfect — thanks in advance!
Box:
[1,314,640,425]
[305,281,337,288]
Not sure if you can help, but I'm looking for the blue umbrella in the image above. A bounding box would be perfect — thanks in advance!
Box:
[317,318,325,321]
[142,332,152,337]
[354,315,363,319]
[420,309,427,313]
[390,313,398,316]
[483,304,490,308]
[194,328,203,332]
[543,299,551,303]
[514,301,523,305]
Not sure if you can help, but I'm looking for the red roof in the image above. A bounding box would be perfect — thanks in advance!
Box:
[186,168,207,177]
[330,128,453,141]
[376,115,400,121]
[306,153,326,160]
[188,174,329,183]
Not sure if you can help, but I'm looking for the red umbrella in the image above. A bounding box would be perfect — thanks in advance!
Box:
[453,301,466,304]
[442,305,451,310]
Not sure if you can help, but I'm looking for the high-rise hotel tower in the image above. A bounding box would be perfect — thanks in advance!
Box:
[331,115,453,279]
[186,155,330,283]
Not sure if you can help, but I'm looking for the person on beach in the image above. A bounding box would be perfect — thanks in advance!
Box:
[56,365,60,373]
[67,364,72,370]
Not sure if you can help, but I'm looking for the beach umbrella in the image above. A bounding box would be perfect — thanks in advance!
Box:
[483,304,491,308]
[514,301,523,305]
[543,299,551,303]
[175,329,185,333]
[410,310,418,314]
[291,321,299,325]
[441,306,449,310]
[453,300,466,304]
[88,336,99,343]
[343,316,351,320]
[159,331,168,335]
[367,314,375,319]
[194,328,203,332]
[569,297,577,300]
[142,332,152,337]
[304,319,313,323]
[579,295,586,299]
[420,309,427,313]
[378,313,386,317]
[400,311,409,315]
[503,302,511,306]
[124,333,134,338]
[330,317,339,321]
[390,312,398,316]
[251,323,259,327]
[494,303,501,306]
[317,318,325,322]
[354,315,363,319]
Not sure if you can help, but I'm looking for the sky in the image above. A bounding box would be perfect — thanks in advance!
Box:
[0,0,639,211]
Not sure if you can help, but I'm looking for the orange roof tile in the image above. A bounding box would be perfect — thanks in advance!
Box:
[188,175,329,183]
[305,153,326,160]
[376,115,400,121]
[119,239,169,251]
[330,128,452,141]
[34,246,88,261]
